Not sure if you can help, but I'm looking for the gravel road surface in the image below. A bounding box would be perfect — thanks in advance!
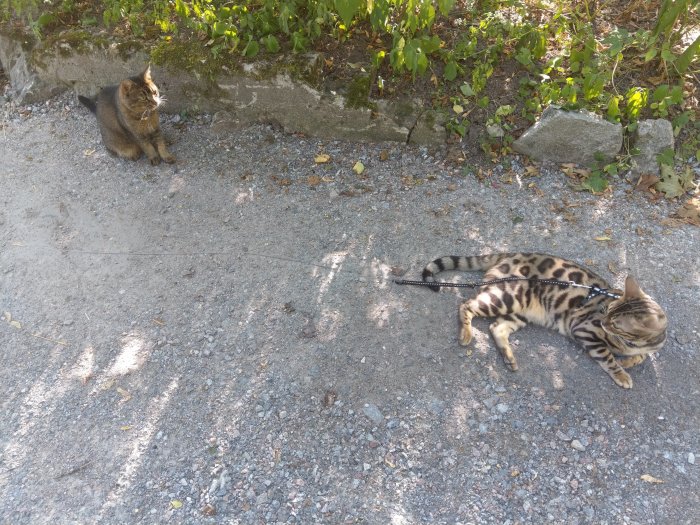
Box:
[1,94,699,524]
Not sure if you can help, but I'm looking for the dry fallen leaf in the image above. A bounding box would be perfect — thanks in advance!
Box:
[594,235,612,242]
[673,198,700,226]
[379,149,389,161]
[314,153,331,164]
[640,474,665,484]
[307,175,322,186]
[83,149,96,157]
[636,173,659,192]
[201,503,216,516]
[274,176,292,187]
[116,387,132,402]
[353,161,365,175]
[384,453,396,468]
[120,425,132,431]
[171,499,183,509]
[524,165,539,177]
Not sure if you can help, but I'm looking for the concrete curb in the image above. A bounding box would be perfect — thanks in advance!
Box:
[0,30,446,146]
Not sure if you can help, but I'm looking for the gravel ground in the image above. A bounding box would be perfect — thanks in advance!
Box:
[1,94,699,525]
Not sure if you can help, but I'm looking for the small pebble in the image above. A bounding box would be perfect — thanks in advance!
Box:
[571,439,586,452]
[362,404,384,425]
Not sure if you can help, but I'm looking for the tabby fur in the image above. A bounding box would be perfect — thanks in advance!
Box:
[422,253,667,388]
[78,65,175,165]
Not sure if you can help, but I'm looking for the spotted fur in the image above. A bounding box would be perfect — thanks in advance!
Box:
[422,253,667,388]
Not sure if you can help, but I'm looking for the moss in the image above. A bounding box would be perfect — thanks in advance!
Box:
[422,109,436,129]
[42,29,107,56]
[393,100,416,119]
[241,54,323,88]
[115,39,145,61]
[150,38,239,80]
[0,25,37,51]
[346,74,371,109]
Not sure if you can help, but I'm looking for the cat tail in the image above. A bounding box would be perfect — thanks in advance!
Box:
[422,254,513,292]
[78,95,97,114]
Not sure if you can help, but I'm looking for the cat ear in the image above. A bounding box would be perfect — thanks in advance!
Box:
[120,79,136,94]
[623,275,643,298]
[142,64,152,82]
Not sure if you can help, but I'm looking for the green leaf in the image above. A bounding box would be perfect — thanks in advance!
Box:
[582,171,609,193]
[404,38,429,76]
[670,85,683,104]
[495,105,513,117]
[625,87,648,121]
[672,110,691,130]
[36,12,57,29]
[262,34,280,53]
[243,39,259,57]
[607,96,621,121]
[656,148,675,166]
[175,0,190,17]
[460,82,475,97]
[515,47,532,66]
[652,84,669,102]
[335,0,361,28]
[211,21,228,37]
[444,61,458,81]
[419,35,441,55]
[291,31,308,52]
[437,0,456,16]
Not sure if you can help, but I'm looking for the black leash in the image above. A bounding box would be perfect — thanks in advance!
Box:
[394,277,621,302]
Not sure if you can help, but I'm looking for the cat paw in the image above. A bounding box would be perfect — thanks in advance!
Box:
[459,327,472,346]
[618,355,646,369]
[149,156,162,166]
[162,154,176,164]
[504,359,519,371]
[612,370,633,389]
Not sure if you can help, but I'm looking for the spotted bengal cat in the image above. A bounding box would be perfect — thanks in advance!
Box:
[422,253,667,388]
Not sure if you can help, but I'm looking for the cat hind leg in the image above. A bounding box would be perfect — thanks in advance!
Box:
[489,314,527,371]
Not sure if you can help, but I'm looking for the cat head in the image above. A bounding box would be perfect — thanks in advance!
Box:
[119,65,163,116]
[602,275,667,355]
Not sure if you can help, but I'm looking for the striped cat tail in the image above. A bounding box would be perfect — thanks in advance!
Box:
[422,254,513,291]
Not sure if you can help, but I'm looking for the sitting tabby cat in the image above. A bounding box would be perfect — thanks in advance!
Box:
[422,253,667,388]
[78,65,175,165]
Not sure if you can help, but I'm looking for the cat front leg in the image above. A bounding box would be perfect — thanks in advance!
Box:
[577,340,633,388]
[617,354,648,369]
[154,133,175,164]
[135,138,162,165]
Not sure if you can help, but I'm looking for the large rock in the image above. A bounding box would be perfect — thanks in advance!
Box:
[513,106,623,165]
[631,119,674,175]
[0,32,61,102]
